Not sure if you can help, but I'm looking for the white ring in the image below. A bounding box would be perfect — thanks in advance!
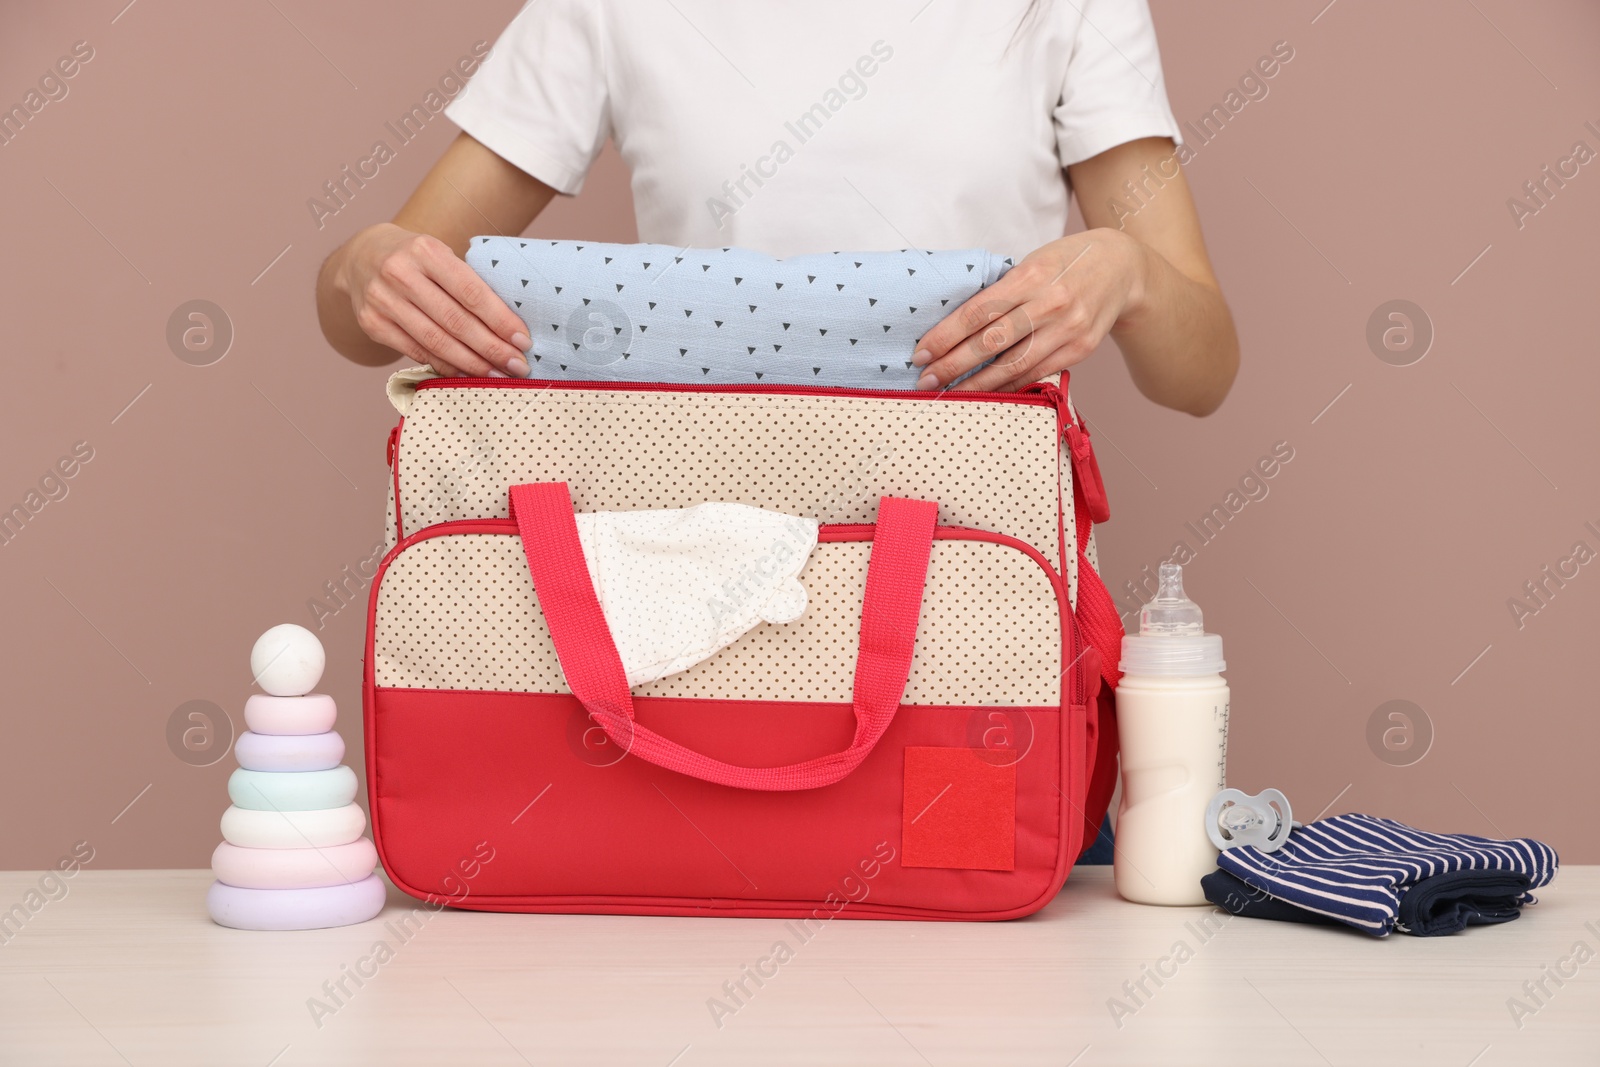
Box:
[220,803,366,849]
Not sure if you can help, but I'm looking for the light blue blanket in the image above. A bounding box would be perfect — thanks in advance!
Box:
[466,238,1013,389]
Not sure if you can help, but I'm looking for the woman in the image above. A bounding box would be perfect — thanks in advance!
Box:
[317,0,1237,413]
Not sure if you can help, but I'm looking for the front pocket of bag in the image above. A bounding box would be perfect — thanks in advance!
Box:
[367,520,1072,912]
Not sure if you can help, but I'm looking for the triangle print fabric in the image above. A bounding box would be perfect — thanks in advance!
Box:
[465,238,1015,389]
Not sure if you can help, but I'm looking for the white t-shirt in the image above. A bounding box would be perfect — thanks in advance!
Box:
[444,0,1183,262]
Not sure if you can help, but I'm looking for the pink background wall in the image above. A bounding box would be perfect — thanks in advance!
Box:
[2,0,1595,869]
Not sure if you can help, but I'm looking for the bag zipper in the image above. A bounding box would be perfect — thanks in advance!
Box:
[415,373,1072,420]
[411,376,1086,499]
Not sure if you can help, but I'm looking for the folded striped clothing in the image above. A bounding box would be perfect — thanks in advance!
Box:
[1209,813,1559,937]
[1203,867,1535,937]
[465,238,1015,389]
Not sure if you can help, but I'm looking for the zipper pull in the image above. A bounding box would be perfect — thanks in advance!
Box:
[1023,378,1064,408]
[1030,377,1111,524]
[1025,375,1073,432]
[386,422,401,470]
[1065,419,1111,524]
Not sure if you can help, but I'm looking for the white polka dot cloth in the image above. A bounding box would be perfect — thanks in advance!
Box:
[466,238,1014,388]
[572,502,820,686]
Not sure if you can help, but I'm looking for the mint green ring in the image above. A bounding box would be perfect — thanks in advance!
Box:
[228,766,358,812]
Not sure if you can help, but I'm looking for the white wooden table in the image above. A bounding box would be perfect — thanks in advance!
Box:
[1,868,1595,1066]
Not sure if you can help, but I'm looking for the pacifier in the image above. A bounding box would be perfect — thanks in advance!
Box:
[1205,788,1295,853]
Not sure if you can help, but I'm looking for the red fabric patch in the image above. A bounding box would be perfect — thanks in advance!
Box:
[901,747,1016,871]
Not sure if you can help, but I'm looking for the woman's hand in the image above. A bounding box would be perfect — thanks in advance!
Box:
[911,228,1146,394]
[912,138,1239,414]
[317,132,558,371]
[326,221,532,377]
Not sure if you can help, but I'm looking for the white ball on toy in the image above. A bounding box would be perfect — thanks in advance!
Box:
[250,624,325,696]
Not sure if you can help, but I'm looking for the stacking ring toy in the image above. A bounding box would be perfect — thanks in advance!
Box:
[207,872,386,931]
[228,766,358,812]
[234,730,345,772]
[220,803,366,849]
[243,693,337,736]
[211,839,378,890]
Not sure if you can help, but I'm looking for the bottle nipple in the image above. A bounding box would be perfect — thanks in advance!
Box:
[1139,563,1205,636]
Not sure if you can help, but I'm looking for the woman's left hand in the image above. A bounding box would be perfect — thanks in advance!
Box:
[911,227,1147,392]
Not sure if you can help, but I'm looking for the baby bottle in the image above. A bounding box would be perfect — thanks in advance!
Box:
[1113,563,1229,906]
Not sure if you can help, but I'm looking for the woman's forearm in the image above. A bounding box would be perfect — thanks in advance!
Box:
[1064,137,1239,416]
[1112,232,1239,417]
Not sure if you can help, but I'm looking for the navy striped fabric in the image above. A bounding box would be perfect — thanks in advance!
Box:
[1217,813,1559,937]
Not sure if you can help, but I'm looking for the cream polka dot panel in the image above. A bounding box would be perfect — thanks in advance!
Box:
[372,531,1064,707]
[391,383,1081,606]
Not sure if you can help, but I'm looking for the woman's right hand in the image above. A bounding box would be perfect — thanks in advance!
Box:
[333,222,531,377]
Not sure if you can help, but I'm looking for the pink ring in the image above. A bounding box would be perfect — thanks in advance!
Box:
[212,839,378,889]
[244,693,337,736]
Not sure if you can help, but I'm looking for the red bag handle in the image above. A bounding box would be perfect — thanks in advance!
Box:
[509,482,937,791]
